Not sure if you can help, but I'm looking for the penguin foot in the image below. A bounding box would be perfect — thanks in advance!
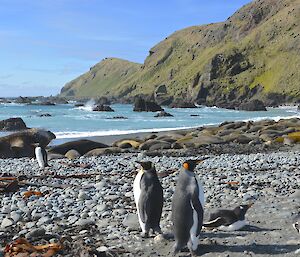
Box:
[190,251,197,257]
[152,227,163,236]
[141,232,149,238]
[172,244,180,256]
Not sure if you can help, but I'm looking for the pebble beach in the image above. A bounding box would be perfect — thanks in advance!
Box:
[0,146,299,256]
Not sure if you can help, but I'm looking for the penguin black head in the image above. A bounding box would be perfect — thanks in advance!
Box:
[234,203,253,219]
[137,161,153,171]
[182,159,203,172]
[35,142,45,147]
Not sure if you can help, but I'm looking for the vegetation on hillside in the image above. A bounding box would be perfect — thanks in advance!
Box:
[60,0,300,106]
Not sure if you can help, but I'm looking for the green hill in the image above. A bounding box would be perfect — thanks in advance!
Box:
[60,58,141,98]
[60,0,300,106]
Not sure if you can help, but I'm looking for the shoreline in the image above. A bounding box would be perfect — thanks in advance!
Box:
[51,128,194,146]
[50,113,300,146]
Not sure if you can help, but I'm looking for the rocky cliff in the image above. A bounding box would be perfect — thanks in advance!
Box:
[60,0,300,107]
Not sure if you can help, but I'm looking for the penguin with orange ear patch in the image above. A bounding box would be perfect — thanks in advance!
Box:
[172,159,205,256]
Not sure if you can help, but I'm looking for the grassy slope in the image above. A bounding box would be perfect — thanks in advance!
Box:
[60,0,300,100]
[60,58,141,98]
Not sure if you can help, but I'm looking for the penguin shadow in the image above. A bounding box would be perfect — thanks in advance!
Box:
[202,231,245,239]
[239,224,280,232]
[196,243,299,256]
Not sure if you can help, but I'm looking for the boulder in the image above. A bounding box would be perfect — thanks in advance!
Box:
[15,96,32,104]
[0,118,27,131]
[0,129,56,158]
[238,100,267,111]
[92,104,114,112]
[107,116,128,119]
[154,111,173,117]
[74,103,84,107]
[39,113,52,117]
[39,101,55,106]
[50,97,68,104]
[133,97,163,112]
[49,139,108,155]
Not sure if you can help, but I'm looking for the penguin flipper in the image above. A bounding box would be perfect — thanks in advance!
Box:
[42,148,48,166]
[191,184,204,236]
[138,183,149,224]
[203,217,225,228]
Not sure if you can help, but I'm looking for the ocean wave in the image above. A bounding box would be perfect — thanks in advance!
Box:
[241,114,300,122]
[0,103,25,106]
[54,126,198,139]
[75,99,96,112]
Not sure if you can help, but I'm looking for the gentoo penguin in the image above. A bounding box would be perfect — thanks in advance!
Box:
[172,159,205,256]
[35,143,49,169]
[203,203,253,231]
[133,161,163,237]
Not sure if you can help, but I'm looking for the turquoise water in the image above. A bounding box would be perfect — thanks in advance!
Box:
[0,102,299,143]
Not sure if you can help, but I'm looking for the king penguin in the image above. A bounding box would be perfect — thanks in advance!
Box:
[172,159,205,256]
[35,143,49,169]
[203,204,253,231]
[133,161,163,237]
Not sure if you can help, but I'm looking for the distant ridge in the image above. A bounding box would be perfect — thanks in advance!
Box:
[60,0,300,107]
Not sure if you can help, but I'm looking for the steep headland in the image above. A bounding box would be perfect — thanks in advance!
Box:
[60,0,300,108]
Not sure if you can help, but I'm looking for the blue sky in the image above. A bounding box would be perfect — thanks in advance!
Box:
[0,0,251,97]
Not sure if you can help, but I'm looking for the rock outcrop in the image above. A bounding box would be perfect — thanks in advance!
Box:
[238,99,267,111]
[154,111,173,117]
[92,105,114,112]
[133,97,163,112]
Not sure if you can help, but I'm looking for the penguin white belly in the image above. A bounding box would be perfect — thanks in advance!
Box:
[35,147,45,169]
[133,170,146,233]
[219,220,247,231]
[189,200,199,251]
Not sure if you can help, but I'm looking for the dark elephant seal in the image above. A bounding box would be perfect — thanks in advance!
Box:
[0,128,56,158]
[49,139,109,155]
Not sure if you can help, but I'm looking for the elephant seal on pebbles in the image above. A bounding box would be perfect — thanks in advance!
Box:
[0,128,55,158]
